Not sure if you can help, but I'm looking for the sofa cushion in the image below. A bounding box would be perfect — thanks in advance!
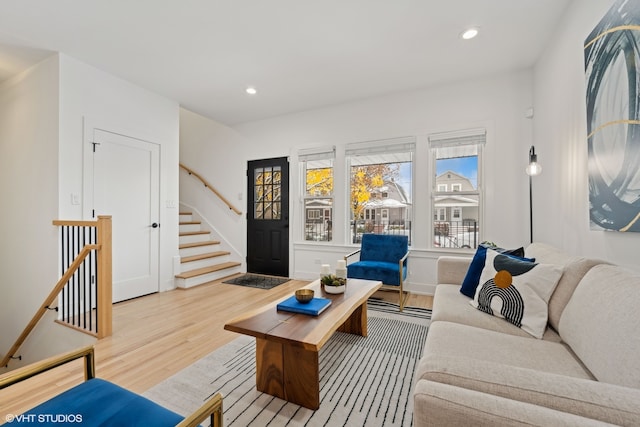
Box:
[418,321,593,381]
[471,250,563,338]
[525,243,606,332]
[347,260,406,286]
[413,380,618,427]
[437,256,473,285]
[432,284,561,341]
[559,264,640,389]
[24,378,185,426]
[459,244,530,298]
[416,356,640,426]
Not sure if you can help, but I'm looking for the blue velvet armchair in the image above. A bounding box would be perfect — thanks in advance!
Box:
[0,346,224,426]
[345,234,409,311]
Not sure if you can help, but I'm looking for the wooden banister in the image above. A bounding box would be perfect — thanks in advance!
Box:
[180,163,242,215]
[1,216,112,368]
[1,246,97,368]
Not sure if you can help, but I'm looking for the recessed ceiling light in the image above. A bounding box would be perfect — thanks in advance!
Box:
[246,86,257,95]
[461,28,479,40]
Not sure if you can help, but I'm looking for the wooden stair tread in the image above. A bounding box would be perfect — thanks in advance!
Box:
[175,262,241,279]
[180,230,210,236]
[179,241,221,249]
[179,221,201,225]
[179,211,192,215]
[181,251,230,263]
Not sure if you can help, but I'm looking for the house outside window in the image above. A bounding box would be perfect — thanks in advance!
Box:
[346,136,414,244]
[429,128,484,249]
[300,146,335,241]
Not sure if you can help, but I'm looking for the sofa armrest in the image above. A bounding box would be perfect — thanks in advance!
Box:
[414,380,615,427]
[436,256,472,285]
[419,355,640,426]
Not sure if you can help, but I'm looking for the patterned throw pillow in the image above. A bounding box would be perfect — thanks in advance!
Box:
[459,244,531,298]
[470,249,563,339]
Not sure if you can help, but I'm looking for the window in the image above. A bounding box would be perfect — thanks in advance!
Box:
[346,137,414,244]
[365,208,375,220]
[253,166,281,220]
[430,128,484,249]
[300,146,335,241]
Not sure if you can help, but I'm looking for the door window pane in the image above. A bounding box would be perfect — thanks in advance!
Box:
[254,166,282,220]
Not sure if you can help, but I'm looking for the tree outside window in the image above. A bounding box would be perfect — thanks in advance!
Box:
[301,148,334,241]
[346,138,414,244]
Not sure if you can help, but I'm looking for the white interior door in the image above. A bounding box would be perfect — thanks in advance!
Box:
[91,129,160,302]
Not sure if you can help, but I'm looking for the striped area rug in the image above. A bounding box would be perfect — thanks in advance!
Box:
[144,302,430,426]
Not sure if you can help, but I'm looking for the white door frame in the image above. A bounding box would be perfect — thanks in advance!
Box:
[82,118,161,301]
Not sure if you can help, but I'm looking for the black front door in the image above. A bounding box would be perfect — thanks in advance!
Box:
[246,157,289,277]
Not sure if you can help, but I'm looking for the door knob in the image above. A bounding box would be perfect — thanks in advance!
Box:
[151,223,159,228]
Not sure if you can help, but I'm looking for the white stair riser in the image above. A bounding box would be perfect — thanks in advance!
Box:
[180,255,230,271]
[175,266,242,289]
[179,214,193,222]
[179,244,220,257]
[179,233,211,245]
[179,223,201,233]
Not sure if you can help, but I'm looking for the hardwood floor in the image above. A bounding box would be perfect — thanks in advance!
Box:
[0,277,432,417]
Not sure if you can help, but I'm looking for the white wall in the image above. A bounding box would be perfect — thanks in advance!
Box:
[58,54,181,291]
[0,53,181,370]
[179,108,245,261]
[180,70,536,294]
[0,55,62,366]
[532,0,639,273]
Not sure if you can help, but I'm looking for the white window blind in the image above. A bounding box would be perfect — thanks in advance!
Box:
[298,146,336,163]
[345,136,415,165]
[429,128,485,159]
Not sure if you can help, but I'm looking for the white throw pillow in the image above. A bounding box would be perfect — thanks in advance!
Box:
[470,249,563,339]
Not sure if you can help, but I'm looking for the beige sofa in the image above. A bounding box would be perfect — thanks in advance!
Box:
[413,243,640,426]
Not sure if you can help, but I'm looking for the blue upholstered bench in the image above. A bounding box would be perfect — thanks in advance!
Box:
[0,346,223,427]
[345,233,409,311]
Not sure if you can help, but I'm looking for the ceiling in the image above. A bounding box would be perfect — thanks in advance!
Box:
[0,1,570,126]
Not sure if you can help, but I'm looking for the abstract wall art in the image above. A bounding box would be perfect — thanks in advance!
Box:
[585,0,640,232]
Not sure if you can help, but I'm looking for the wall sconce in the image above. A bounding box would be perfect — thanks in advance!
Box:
[526,146,542,176]
[526,145,541,243]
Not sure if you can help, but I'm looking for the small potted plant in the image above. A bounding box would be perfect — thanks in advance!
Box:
[321,274,346,294]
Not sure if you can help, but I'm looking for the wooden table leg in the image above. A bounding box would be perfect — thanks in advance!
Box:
[337,301,368,336]
[255,338,285,400]
[283,344,319,410]
[256,338,320,409]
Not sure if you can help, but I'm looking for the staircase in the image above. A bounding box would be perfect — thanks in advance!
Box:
[175,211,242,288]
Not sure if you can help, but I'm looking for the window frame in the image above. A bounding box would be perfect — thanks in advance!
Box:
[345,136,415,245]
[300,146,335,242]
[429,128,485,250]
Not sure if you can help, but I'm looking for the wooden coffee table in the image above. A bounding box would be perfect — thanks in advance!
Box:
[223,278,382,409]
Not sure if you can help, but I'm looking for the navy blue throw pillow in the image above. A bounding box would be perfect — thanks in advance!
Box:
[459,244,532,298]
